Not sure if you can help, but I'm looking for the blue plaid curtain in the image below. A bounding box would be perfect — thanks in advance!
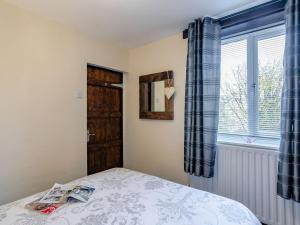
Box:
[277,0,300,202]
[184,18,221,178]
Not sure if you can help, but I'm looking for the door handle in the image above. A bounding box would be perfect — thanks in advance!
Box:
[87,129,96,143]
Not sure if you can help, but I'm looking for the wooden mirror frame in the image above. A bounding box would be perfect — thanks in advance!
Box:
[139,71,174,120]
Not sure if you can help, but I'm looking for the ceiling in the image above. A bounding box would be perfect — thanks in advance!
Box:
[5,0,269,48]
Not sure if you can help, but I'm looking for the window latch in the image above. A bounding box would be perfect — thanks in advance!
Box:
[252,83,257,96]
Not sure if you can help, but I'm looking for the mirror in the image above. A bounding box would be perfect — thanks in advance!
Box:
[139,71,174,120]
[151,81,165,112]
[141,81,165,112]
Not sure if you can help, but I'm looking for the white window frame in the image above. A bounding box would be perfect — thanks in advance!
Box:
[218,25,285,149]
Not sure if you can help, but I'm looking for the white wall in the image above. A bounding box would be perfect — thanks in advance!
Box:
[125,34,188,185]
[0,1,128,205]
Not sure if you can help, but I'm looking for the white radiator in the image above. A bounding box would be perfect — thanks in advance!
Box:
[190,144,300,225]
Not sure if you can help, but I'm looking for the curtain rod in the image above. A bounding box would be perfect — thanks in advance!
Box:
[182,0,286,39]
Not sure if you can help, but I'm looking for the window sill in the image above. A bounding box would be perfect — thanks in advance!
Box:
[217,133,279,151]
[217,140,278,151]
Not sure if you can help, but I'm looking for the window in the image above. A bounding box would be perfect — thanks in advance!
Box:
[218,26,285,148]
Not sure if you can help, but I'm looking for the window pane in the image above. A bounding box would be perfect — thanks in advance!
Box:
[219,39,248,134]
[257,35,285,137]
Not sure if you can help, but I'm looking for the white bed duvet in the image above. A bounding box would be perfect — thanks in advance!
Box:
[0,168,261,225]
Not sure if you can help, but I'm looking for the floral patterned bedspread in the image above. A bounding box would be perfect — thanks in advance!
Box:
[0,168,261,225]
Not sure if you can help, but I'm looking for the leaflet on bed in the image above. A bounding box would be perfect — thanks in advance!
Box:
[39,183,95,204]
[25,183,95,214]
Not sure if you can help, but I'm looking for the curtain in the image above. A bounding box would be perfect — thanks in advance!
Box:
[184,18,221,178]
[277,0,300,202]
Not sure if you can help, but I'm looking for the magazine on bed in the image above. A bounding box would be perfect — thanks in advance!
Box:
[25,183,95,214]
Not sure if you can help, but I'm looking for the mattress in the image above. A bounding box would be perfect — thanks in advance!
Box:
[0,168,261,225]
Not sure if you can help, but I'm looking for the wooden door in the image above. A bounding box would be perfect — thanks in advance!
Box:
[87,65,123,175]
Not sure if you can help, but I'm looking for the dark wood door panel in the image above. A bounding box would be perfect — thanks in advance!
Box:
[87,118,121,143]
[87,146,122,174]
[88,86,122,114]
[88,140,122,150]
[87,65,123,175]
[88,86,109,114]
[88,66,122,84]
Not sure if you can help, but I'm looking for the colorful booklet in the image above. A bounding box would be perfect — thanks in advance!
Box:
[25,183,95,214]
[25,200,62,215]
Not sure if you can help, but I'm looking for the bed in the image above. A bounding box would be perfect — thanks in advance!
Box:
[0,168,260,225]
